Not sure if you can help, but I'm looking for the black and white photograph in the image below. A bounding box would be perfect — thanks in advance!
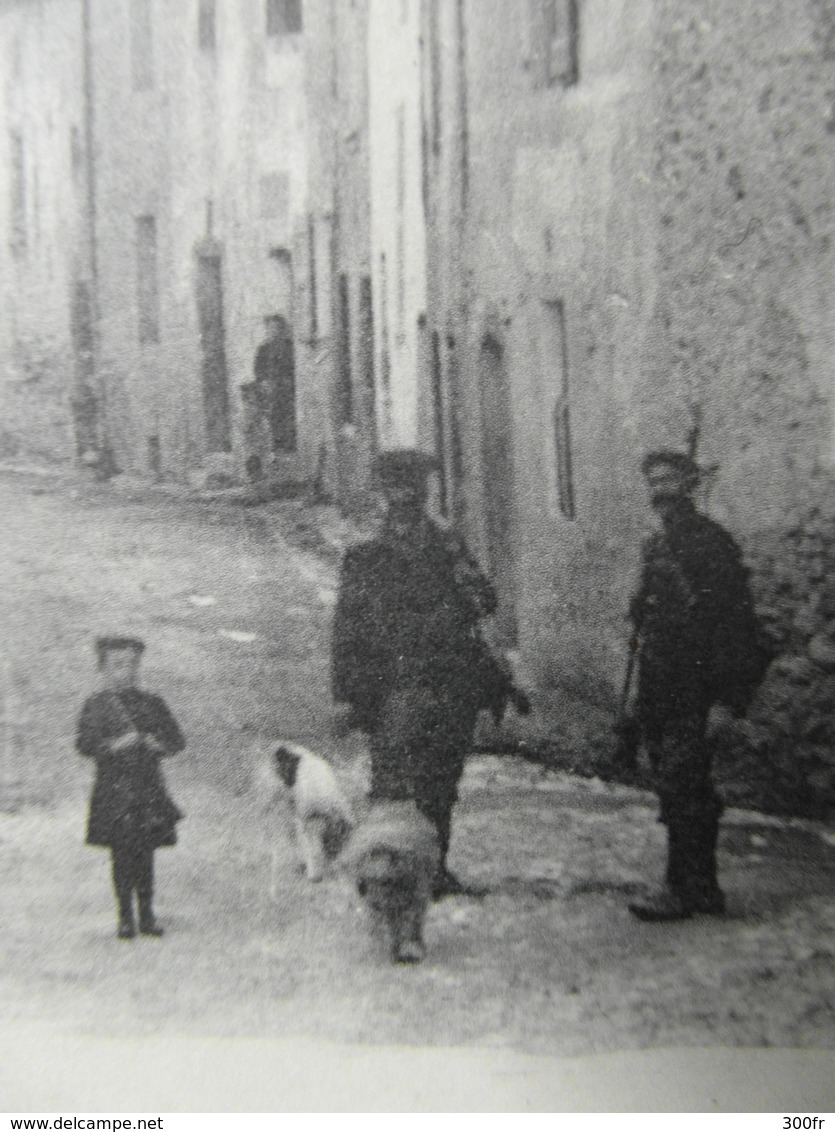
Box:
[0,0,834,1114]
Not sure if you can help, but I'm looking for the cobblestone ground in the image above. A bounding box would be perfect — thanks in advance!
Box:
[0,468,833,1108]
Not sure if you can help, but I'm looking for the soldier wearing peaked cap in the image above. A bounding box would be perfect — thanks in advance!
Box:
[626,449,765,922]
[332,448,529,899]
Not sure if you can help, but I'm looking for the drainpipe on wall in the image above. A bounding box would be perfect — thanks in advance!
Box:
[77,0,114,474]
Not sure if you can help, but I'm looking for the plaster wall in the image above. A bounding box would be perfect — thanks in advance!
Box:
[0,0,85,463]
[90,0,309,480]
[367,0,427,449]
[427,0,835,715]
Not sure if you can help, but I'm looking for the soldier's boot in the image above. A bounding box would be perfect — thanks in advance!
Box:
[629,822,694,922]
[424,800,486,899]
[680,810,725,915]
[631,813,724,922]
[628,889,693,922]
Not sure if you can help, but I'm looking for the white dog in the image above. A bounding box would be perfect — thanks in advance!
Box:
[265,742,354,884]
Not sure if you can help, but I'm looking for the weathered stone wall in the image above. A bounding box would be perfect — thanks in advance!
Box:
[640,2,835,519]
[640,0,835,817]
[711,498,835,818]
[424,0,835,817]
[367,0,428,448]
[0,344,73,466]
[89,0,310,482]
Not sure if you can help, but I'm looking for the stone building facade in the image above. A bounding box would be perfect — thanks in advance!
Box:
[302,0,376,507]
[2,1,834,807]
[410,0,835,808]
[0,0,88,465]
[87,0,310,482]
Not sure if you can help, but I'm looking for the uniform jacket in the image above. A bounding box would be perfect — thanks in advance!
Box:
[76,689,185,848]
[331,514,498,733]
[630,500,757,730]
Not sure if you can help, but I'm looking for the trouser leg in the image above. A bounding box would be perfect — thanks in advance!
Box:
[656,717,723,908]
[111,845,137,933]
[135,849,158,929]
[632,714,724,920]
[369,685,425,801]
[373,680,477,881]
[416,784,457,869]
[675,801,723,908]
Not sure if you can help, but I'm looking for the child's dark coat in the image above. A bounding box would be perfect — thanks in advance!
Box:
[76,689,185,848]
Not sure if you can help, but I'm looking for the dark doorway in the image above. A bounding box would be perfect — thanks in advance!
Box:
[194,251,231,452]
[479,334,518,646]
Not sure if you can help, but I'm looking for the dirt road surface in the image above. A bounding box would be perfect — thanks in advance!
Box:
[1,469,833,1110]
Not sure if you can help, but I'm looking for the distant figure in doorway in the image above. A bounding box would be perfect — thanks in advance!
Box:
[76,637,185,940]
[254,313,297,455]
[627,451,765,922]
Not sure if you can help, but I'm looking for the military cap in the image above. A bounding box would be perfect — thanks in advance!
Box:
[372,448,438,491]
[641,449,700,487]
[95,635,146,661]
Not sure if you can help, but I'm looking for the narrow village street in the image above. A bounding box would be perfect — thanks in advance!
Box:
[1,465,834,1102]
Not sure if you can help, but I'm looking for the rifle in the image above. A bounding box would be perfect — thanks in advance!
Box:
[612,638,641,776]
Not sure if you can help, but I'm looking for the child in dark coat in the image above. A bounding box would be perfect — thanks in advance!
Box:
[76,637,185,939]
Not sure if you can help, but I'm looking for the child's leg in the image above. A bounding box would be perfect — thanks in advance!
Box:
[136,849,163,935]
[111,845,136,937]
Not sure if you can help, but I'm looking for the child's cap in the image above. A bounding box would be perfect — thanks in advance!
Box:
[95,636,146,663]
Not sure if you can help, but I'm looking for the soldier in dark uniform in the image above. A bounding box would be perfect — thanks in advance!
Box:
[76,637,185,939]
[627,450,760,922]
[331,449,527,898]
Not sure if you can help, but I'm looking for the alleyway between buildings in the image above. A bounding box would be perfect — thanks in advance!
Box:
[1,468,834,1108]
